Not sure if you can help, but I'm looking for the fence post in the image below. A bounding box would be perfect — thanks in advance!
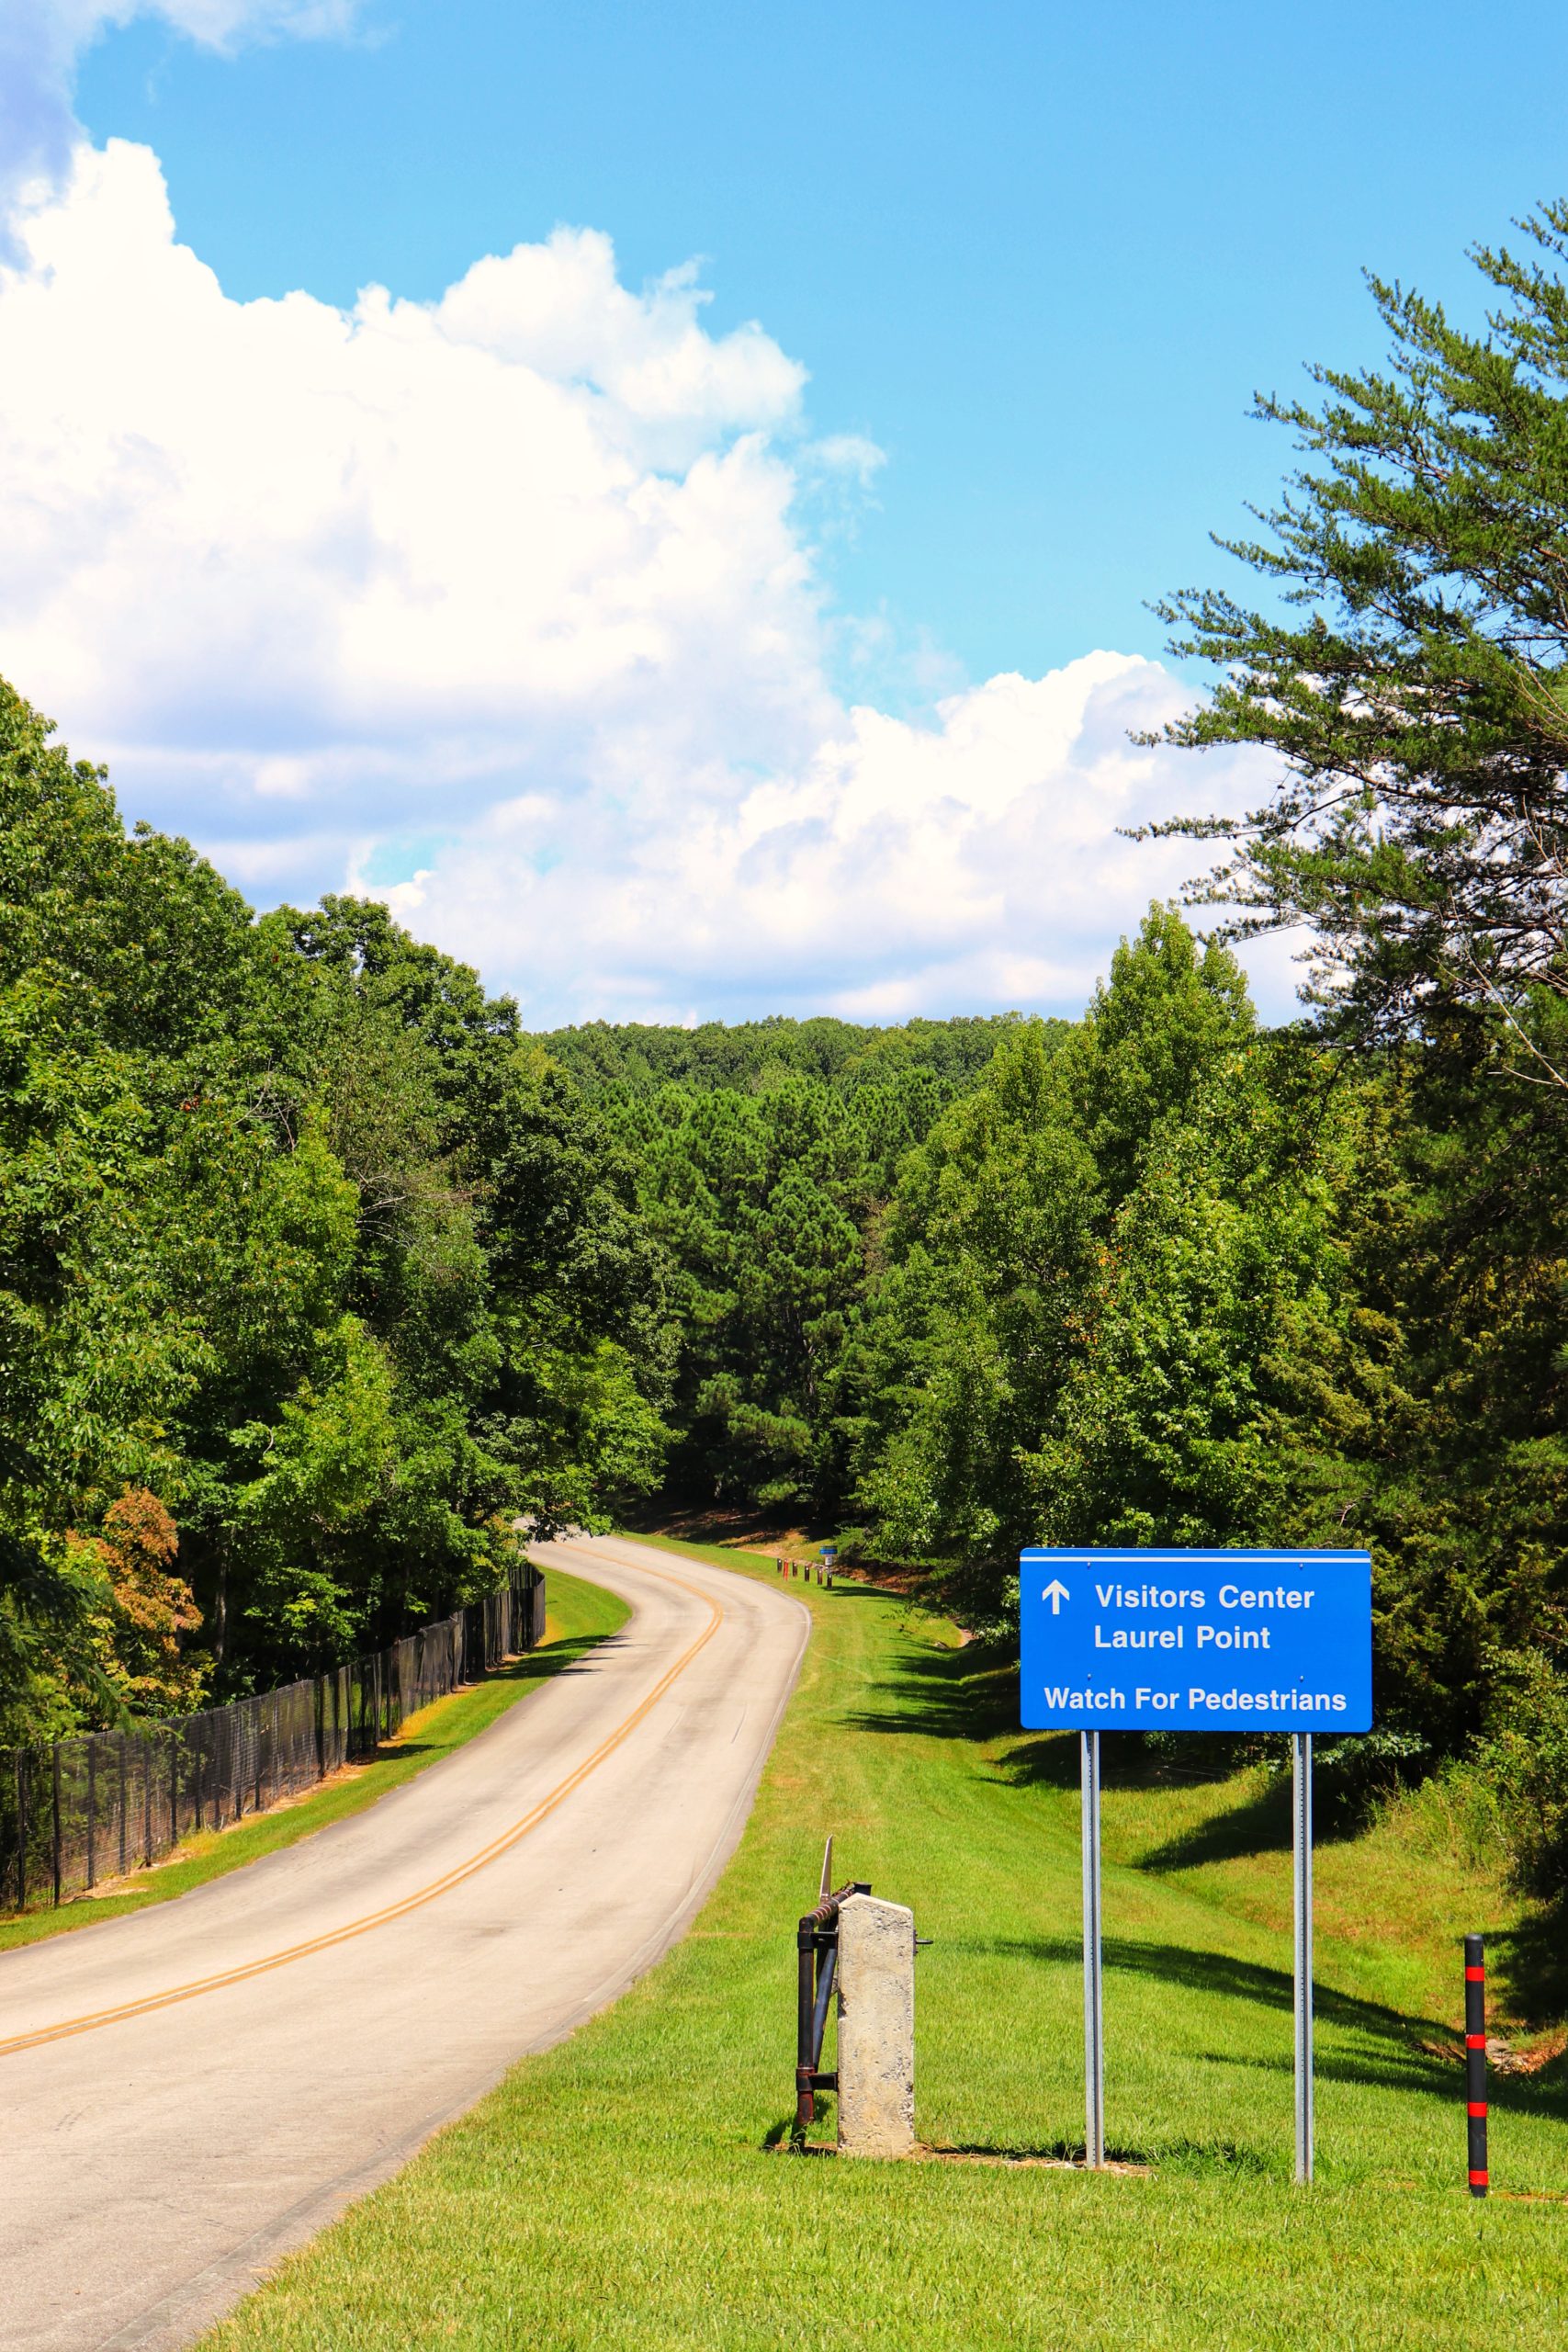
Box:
[2,1576,565,1917]
[13,1749,25,1912]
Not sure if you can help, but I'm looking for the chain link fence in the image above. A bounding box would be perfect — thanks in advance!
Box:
[0,1563,547,1915]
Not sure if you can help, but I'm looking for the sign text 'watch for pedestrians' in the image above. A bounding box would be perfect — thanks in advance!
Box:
[1019,1548,1372,1732]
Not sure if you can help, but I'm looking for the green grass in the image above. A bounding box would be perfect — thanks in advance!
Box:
[205,1544,1568,2352]
[0,1567,627,1956]
[614,1528,788,1575]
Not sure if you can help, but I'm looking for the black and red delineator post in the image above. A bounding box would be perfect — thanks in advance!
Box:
[1465,1933,1488,2199]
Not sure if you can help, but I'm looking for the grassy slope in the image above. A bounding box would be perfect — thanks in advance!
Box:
[0,1567,627,1956]
[207,1544,1568,2352]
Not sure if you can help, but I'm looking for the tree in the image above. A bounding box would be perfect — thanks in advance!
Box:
[75,1491,206,1718]
[1151,203,1568,1073]
[855,912,1302,1626]
[0,677,680,1737]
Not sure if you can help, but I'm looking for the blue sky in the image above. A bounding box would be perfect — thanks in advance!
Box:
[73,0,1568,689]
[6,1,1568,1023]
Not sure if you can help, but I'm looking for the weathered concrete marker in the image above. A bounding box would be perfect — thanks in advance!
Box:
[837,1893,916,2156]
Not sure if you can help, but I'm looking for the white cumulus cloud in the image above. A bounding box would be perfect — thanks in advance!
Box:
[0,140,1292,1026]
[377,654,1291,1023]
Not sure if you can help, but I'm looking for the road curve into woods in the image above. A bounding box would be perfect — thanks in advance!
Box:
[0,1536,808,2352]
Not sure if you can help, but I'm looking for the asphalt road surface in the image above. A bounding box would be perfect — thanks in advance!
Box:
[0,1536,807,2352]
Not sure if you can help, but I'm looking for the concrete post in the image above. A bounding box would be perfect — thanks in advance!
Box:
[836,1893,916,2156]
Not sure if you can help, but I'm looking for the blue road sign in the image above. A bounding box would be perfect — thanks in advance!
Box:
[1020,1548,1372,1732]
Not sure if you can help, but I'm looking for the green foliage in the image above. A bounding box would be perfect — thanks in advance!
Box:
[1151,199,1568,1057]
[1458,1647,1568,1893]
[14,574,1568,1907]
[0,679,673,1736]
[592,1037,1025,1516]
[856,912,1297,1621]
[576,897,1568,1897]
[851,906,1568,1846]
[534,1012,1032,1099]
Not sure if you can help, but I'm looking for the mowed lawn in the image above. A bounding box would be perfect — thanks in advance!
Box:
[206,1540,1568,2352]
[0,1566,626,1956]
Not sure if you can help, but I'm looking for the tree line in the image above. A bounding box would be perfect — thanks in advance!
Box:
[0,680,671,1741]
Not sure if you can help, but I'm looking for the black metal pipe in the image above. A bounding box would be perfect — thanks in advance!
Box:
[810,1939,838,2063]
[795,1917,820,2136]
[1465,1933,1488,2198]
[14,1749,25,1911]
[793,1882,870,2140]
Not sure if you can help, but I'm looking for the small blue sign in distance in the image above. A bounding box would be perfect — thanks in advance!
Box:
[1020,1548,1372,1732]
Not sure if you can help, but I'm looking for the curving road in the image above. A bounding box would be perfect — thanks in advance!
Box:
[0,1536,807,2352]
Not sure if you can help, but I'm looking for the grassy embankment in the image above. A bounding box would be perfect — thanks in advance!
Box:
[0,1566,627,1955]
[207,1535,1568,2352]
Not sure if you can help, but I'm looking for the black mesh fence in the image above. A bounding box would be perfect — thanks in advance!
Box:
[0,1563,547,1915]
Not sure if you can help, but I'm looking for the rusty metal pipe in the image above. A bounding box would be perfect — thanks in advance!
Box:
[794,1881,869,2140]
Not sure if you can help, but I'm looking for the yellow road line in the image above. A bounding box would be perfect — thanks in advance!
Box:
[0,1546,721,2061]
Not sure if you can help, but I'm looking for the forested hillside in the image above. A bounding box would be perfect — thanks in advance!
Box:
[537,1013,1038,1513]
[551,921,1568,1906]
[535,1014,1029,1100]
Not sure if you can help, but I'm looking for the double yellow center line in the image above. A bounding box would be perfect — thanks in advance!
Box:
[0,1547,722,2060]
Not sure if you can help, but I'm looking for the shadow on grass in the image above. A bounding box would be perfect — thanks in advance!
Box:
[1131,1776,1299,1872]
[759,2119,1276,2172]
[365,1631,617,1761]
[958,1931,1568,2122]
[498,1629,622,1684]
[847,1633,1262,1785]
[1212,2040,1568,2122]
[940,2136,1277,2173]
[1488,1896,1568,2032]
[845,1633,1021,1746]
[851,1636,1369,1871]
[968,1929,1406,2027]
[996,1733,1372,1863]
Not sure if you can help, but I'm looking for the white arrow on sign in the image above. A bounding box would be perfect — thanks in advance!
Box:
[1042,1579,1070,1614]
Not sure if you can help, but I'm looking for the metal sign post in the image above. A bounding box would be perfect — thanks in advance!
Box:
[1080,1730,1105,2166]
[1292,1732,1313,2185]
[1020,1548,1371,2183]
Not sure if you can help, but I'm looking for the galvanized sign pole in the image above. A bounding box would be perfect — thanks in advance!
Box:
[1292,1731,1314,2185]
[1021,1547,1371,2185]
[1080,1729,1105,2166]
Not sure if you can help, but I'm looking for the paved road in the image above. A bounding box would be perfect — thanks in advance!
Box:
[0,1537,807,2352]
